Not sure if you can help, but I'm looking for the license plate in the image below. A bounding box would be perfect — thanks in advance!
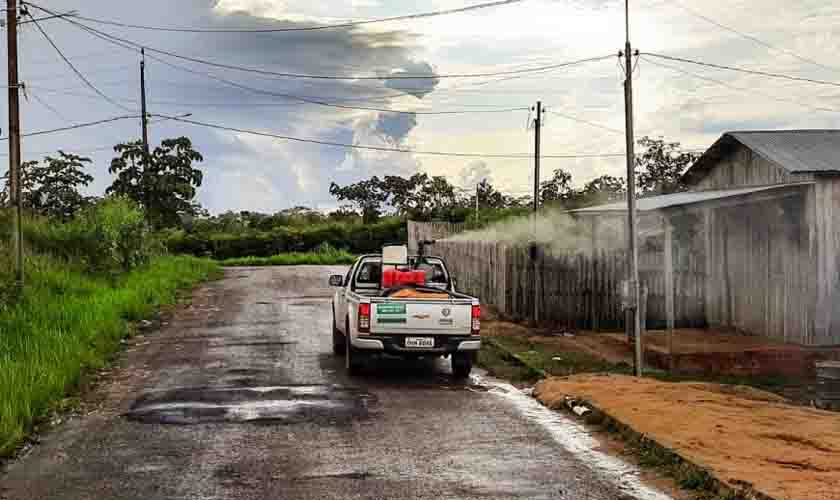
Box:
[405,337,435,348]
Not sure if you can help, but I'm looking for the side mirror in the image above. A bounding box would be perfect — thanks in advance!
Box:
[329,275,344,287]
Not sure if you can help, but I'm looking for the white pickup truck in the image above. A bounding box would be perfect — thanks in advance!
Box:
[329,245,481,378]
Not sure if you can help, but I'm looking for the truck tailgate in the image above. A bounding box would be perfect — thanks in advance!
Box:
[370,300,472,335]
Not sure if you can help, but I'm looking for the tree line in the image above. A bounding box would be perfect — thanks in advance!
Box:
[329,136,699,223]
[1,135,698,231]
[1,137,205,229]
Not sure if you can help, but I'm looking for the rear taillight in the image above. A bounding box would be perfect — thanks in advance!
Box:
[471,305,481,335]
[358,303,371,333]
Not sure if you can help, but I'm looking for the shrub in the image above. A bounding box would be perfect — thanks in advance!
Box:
[23,197,161,275]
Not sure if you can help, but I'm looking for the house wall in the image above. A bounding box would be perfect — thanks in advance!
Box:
[705,194,817,345]
[695,144,814,190]
[814,177,840,345]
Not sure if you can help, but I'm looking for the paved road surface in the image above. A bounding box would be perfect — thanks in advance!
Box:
[1,267,668,500]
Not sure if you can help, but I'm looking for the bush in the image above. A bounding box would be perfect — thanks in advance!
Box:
[24,197,162,275]
[166,218,406,259]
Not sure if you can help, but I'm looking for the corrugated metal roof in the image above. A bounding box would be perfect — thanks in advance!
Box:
[683,130,840,185]
[570,183,812,214]
[729,130,840,173]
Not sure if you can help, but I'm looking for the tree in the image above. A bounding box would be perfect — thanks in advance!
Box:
[475,179,507,209]
[636,136,700,196]
[329,176,388,224]
[570,175,627,208]
[107,137,204,229]
[418,175,458,218]
[382,173,428,216]
[540,168,573,206]
[1,152,94,220]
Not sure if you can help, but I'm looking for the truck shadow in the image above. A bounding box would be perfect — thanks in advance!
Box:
[318,353,487,391]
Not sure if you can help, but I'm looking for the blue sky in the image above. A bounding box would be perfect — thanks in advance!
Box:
[3,0,840,213]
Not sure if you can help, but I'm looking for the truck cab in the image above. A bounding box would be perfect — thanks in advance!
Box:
[329,246,480,378]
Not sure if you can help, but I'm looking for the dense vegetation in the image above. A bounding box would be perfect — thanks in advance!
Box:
[0,199,216,457]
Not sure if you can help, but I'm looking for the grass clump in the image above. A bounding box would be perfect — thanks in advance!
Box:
[219,243,356,267]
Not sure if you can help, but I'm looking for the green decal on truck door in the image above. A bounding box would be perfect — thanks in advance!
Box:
[376,303,407,324]
[377,304,406,315]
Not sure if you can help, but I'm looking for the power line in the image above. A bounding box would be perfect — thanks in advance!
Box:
[152,113,628,160]
[644,52,840,89]
[27,89,70,121]
[667,0,839,73]
[23,10,135,112]
[642,55,840,114]
[0,115,139,140]
[129,48,531,115]
[66,0,524,33]
[29,4,614,82]
[546,110,624,134]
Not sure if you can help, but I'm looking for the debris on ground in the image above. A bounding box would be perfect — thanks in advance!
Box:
[534,373,840,500]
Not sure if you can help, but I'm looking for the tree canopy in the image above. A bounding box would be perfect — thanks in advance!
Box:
[107,137,204,229]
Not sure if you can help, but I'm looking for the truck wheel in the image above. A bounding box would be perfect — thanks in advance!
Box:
[346,319,364,375]
[452,352,473,379]
[332,310,346,356]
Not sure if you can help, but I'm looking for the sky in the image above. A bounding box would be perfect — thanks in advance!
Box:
[3,0,840,214]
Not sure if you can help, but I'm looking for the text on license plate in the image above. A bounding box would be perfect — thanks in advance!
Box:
[405,337,435,348]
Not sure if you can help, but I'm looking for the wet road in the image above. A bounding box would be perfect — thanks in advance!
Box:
[1,267,669,500]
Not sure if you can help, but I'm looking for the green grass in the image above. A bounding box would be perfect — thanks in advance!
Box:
[218,249,356,267]
[0,253,217,457]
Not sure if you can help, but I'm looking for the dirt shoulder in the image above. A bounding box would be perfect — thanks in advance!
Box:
[534,374,840,500]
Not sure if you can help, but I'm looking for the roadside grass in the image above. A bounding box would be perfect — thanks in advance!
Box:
[219,249,356,267]
[0,254,217,457]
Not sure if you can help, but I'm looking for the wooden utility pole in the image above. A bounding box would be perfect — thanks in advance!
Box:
[624,0,642,376]
[140,48,150,157]
[532,101,543,325]
[7,0,23,291]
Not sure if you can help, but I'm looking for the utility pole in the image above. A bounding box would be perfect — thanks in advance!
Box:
[474,183,479,224]
[532,101,542,214]
[7,0,23,291]
[532,101,543,325]
[140,48,150,158]
[623,0,642,376]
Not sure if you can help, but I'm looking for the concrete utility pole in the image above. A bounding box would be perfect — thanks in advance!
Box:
[7,0,23,291]
[623,0,642,376]
[532,101,543,325]
[474,183,479,224]
[140,48,150,158]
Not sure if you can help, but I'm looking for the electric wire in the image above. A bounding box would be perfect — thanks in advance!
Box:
[644,52,840,88]
[23,10,135,112]
[0,115,140,140]
[28,4,615,82]
[546,110,624,134]
[151,113,628,160]
[643,55,840,113]
[667,0,839,73]
[66,0,524,33]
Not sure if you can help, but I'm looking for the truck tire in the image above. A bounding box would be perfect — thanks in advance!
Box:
[346,318,364,375]
[332,308,345,356]
[452,352,473,379]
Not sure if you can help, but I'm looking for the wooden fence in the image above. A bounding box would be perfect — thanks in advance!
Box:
[410,221,706,331]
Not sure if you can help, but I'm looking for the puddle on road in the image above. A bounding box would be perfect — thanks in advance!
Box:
[125,385,376,425]
[474,374,672,500]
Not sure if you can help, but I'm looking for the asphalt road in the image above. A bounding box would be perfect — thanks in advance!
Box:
[1,266,669,500]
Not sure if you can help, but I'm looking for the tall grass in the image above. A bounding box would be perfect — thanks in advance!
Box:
[0,253,217,456]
